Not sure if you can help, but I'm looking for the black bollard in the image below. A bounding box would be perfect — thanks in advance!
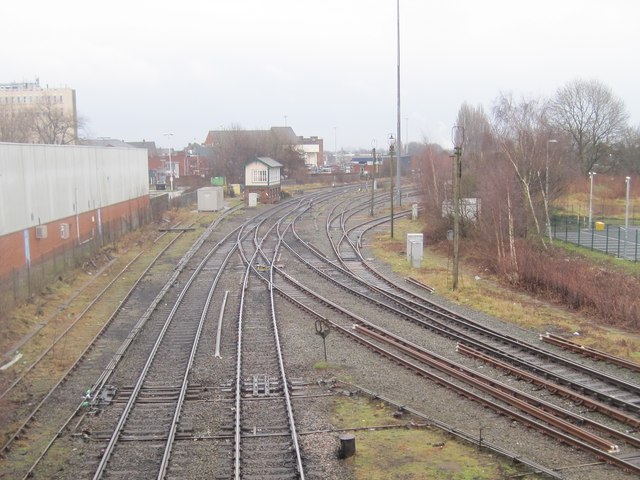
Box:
[339,434,356,459]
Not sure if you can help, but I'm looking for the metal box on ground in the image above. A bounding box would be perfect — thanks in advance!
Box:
[197,187,224,211]
[595,221,605,231]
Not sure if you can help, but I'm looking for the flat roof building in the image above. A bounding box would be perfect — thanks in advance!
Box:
[0,79,78,144]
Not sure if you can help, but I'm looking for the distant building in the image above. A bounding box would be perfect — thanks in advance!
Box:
[204,126,322,182]
[80,138,132,148]
[300,136,324,169]
[127,140,158,157]
[244,157,282,204]
[0,142,150,310]
[0,79,78,144]
[204,126,299,149]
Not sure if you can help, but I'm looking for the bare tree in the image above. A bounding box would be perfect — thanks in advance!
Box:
[551,79,628,175]
[0,109,35,143]
[209,125,306,184]
[33,98,78,144]
[456,102,493,162]
[614,125,640,175]
[492,93,551,246]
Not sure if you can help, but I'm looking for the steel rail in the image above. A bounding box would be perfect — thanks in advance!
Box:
[157,232,241,479]
[269,271,640,475]
[276,265,619,452]
[329,207,640,412]
[456,342,640,430]
[541,332,640,374]
[233,196,314,479]
[93,226,242,478]
[0,226,185,402]
[0,225,191,458]
[17,211,239,480]
[354,323,640,451]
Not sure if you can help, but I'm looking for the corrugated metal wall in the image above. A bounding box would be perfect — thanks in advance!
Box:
[0,143,149,235]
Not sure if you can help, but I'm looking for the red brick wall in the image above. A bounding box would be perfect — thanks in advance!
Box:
[0,195,150,279]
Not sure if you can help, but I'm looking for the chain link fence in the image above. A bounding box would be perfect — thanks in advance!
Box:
[552,216,639,262]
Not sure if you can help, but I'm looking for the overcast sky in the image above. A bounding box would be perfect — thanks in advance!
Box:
[4,0,639,152]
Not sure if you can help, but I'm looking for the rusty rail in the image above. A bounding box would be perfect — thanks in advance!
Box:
[541,332,640,374]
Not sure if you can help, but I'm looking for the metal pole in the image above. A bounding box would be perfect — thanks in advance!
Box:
[452,146,461,290]
[396,0,402,207]
[588,171,596,229]
[389,140,395,239]
[163,132,174,191]
[370,147,376,216]
[625,176,631,258]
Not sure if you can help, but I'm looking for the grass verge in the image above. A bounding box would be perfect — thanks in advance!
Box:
[369,218,640,361]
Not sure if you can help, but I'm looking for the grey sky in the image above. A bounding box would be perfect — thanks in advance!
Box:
[4,0,639,152]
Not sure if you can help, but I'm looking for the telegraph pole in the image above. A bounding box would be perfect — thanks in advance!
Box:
[451,126,464,290]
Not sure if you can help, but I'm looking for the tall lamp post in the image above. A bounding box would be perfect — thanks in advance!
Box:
[452,126,464,291]
[370,140,377,217]
[389,134,396,238]
[588,171,597,229]
[395,0,402,207]
[625,176,631,258]
[163,132,174,191]
[625,176,631,230]
[545,139,558,238]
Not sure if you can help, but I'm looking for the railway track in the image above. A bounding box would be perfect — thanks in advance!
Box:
[78,189,353,479]
[273,192,640,476]
[0,208,239,479]
[0,222,194,459]
[5,184,639,479]
[90,226,243,478]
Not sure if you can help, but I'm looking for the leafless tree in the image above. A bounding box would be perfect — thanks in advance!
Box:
[492,93,551,246]
[550,79,629,175]
[0,98,82,145]
[33,98,78,144]
[0,109,35,143]
[614,125,640,175]
[210,124,305,184]
[456,102,493,163]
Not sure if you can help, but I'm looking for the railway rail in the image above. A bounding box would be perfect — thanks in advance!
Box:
[0,209,238,479]
[324,200,640,416]
[3,184,639,480]
[0,222,193,459]
[276,192,640,476]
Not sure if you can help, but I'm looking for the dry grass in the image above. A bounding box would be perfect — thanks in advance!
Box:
[332,395,523,479]
[370,218,640,362]
[0,207,216,364]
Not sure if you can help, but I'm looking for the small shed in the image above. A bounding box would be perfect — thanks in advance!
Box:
[197,186,224,211]
[244,156,282,204]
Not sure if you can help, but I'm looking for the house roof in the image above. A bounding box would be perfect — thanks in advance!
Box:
[127,140,158,156]
[270,126,298,145]
[252,156,283,168]
[204,126,299,147]
[80,138,134,148]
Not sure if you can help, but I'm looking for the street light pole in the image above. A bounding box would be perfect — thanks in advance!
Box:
[452,126,464,291]
[626,176,631,230]
[625,176,631,258]
[370,140,377,217]
[588,171,596,229]
[389,134,396,238]
[396,0,402,207]
[163,132,174,191]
